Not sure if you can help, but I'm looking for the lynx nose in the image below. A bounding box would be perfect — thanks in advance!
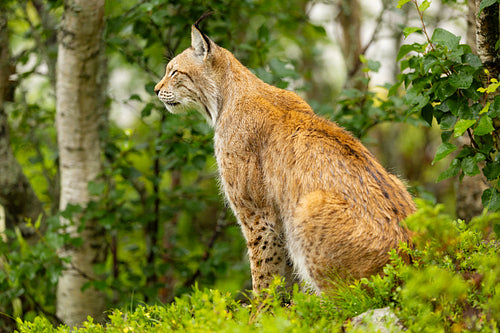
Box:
[154,81,163,96]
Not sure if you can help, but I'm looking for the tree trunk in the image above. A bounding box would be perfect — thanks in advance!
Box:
[456,0,499,221]
[475,0,499,80]
[0,6,45,240]
[55,0,107,327]
[337,0,363,85]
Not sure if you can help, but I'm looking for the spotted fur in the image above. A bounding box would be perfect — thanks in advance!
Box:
[154,22,415,294]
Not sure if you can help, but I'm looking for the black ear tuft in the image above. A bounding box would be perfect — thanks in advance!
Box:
[191,10,215,59]
[194,10,214,29]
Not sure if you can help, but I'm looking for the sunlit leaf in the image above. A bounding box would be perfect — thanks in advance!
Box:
[454,119,476,137]
[474,115,494,136]
[397,0,413,8]
[403,27,422,39]
[418,0,431,12]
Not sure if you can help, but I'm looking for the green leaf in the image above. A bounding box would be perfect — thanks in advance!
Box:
[129,94,142,101]
[474,115,494,136]
[462,53,482,69]
[254,67,274,84]
[433,142,457,164]
[34,214,43,230]
[418,0,431,12]
[403,27,422,39]
[405,92,427,112]
[397,0,413,8]
[366,59,381,73]
[151,9,168,26]
[397,43,423,61]
[480,102,490,114]
[191,155,207,169]
[482,188,500,211]
[61,203,83,219]
[431,28,461,51]
[489,95,500,117]
[461,156,480,176]
[434,80,457,101]
[494,222,500,238]
[449,69,473,89]
[439,114,457,130]
[437,158,461,181]
[269,59,298,78]
[441,130,453,143]
[258,24,270,41]
[422,54,438,72]
[446,97,466,117]
[145,82,156,95]
[479,0,498,14]
[421,104,434,126]
[388,80,402,96]
[141,103,154,118]
[454,119,476,137]
[483,161,500,180]
[88,181,106,196]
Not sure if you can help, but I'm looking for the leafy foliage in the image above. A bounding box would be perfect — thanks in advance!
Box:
[395,0,500,211]
[16,200,500,332]
[0,214,76,329]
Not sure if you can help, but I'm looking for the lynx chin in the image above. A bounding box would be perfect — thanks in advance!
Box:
[154,16,415,294]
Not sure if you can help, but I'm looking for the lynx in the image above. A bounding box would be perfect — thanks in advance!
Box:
[154,16,415,293]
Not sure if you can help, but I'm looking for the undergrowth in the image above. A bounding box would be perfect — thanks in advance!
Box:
[16,200,500,332]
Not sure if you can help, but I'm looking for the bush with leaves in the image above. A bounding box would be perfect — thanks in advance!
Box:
[395,0,500,211]
[15,200,500,332]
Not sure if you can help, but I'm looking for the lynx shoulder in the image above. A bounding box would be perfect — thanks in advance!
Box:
[155,18,415,293]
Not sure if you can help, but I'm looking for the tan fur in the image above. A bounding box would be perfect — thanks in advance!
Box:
[154,23,415,294]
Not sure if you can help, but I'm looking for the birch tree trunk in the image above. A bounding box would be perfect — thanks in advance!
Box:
[474,0,499,81]
[0,6,45,240]
[456,0,499,221]
[55,0,107,326]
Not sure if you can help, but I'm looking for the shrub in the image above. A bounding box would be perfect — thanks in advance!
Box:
[16,200,500,332]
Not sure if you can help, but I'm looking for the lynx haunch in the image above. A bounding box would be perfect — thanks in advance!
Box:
[154,17,415,294]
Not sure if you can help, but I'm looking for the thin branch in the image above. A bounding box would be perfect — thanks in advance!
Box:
[467,128,480,150]
[413,0,434,51]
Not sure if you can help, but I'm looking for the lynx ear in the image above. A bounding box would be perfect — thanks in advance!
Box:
[191,25,211,60]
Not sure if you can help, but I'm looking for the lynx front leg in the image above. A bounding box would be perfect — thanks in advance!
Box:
[236,208,290,293]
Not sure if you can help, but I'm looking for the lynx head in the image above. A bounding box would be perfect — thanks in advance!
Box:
[154,13,222,126]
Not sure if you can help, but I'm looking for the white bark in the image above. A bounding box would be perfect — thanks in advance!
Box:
[55,0,106,327]
[474,0,499,78]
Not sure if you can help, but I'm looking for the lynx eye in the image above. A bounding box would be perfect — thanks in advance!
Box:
[169,70,178,77]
